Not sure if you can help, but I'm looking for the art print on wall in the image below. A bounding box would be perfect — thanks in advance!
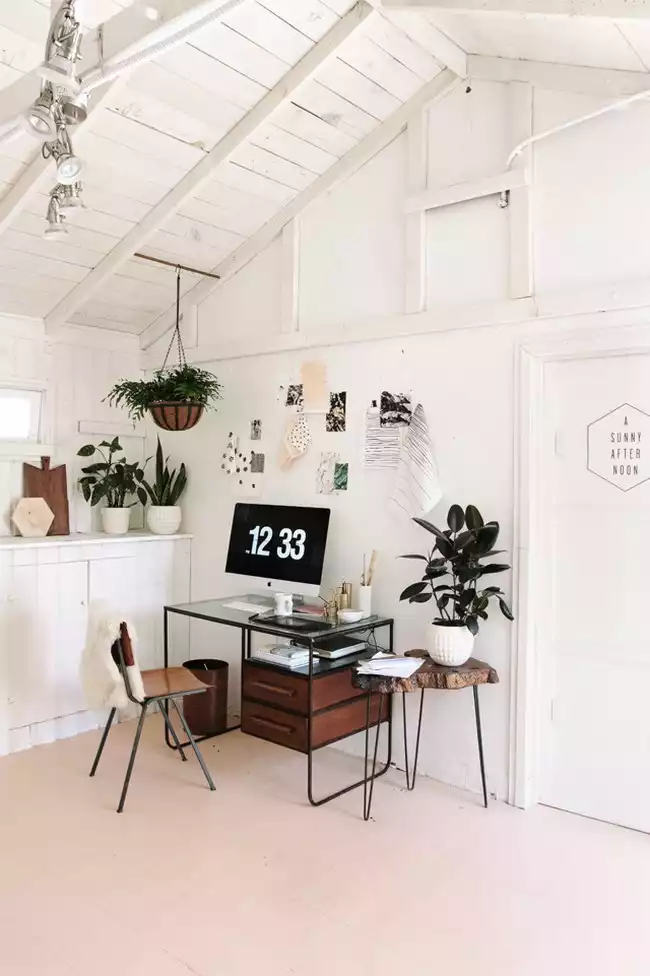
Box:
[587,403,649,491]
[380,391,412,427]
[316,452,339,494]
[286,384,304,409]
[250,419,262,441]
[251,452,265,474]
[326,392,347,433]
[333,462,349,491]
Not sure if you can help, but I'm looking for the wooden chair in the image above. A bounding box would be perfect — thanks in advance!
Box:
[89,623,216,813]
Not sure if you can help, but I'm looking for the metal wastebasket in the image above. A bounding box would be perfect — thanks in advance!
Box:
[182,659,229,737]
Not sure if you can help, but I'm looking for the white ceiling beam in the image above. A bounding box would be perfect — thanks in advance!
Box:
[470,55,650,96]
[141,68,462,354]
[379,0,650,17]
[405,168,528,211]
[46,1,373,334]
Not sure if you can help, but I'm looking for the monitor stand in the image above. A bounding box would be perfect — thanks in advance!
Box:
[244,592,308,607]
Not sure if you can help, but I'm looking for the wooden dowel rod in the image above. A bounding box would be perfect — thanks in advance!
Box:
[133,252,221,280]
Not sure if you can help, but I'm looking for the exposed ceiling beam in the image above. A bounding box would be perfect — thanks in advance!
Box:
[46,1,373,334]
[141,68,462,355]
[0,1,238,242]
[470,54,650,96]
[379,0,650,16]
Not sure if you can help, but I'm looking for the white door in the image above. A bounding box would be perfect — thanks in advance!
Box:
[540,352,650,832]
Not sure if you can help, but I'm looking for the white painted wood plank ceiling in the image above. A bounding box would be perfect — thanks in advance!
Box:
[0,1,648,333]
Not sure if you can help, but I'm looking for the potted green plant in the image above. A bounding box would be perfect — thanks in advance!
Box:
[399,503,514,666]
[106,364,223,431]
[78,438,147,535]
[142,438,187,535]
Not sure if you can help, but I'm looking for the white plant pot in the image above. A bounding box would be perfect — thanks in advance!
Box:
[101,507,131,536]
[147,505,182,536]
[426,622,475,667]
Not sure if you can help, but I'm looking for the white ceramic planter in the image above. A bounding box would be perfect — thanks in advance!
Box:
[427,622,474,667]
[147,505,182,536]
[102,507,131,536]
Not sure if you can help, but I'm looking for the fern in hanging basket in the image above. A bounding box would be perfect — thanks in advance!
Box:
[106,364,223,430]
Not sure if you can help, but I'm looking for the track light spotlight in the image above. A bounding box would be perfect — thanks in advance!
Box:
[44,192,68,238]
[43,125,83,185]
[60,89,88,127]
[38,1,83,95]
[56,181,85,210]
[19,86,57,142]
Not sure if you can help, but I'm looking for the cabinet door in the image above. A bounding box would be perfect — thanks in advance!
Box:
[7,561,87,729]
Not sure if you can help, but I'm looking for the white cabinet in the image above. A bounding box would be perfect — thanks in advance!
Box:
[0,534,191,755]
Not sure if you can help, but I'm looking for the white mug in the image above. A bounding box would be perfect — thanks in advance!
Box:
[274,593,293,616]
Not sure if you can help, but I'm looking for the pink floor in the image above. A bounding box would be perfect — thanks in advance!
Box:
[1,715,649,975]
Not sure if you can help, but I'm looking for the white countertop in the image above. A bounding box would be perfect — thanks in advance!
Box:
[0,531,193,551]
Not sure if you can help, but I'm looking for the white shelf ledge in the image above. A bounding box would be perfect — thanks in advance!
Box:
[0,531,192,551]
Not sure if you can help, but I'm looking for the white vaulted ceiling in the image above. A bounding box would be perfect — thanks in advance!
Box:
[1,1,650,337]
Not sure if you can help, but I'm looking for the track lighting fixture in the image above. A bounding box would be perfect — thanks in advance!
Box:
[56,181,85,210]
[19,85,58,142]
[38,0,83,95]
[43,124,83,186]
[44,192,69,238]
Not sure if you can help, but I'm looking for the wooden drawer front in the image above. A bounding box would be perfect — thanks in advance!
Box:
[312,694,389,750]
[312,666,365,712]
[243,663,308,714]
[242,700,308,753]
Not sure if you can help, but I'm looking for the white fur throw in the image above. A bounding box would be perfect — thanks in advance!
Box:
[81,609,146,710]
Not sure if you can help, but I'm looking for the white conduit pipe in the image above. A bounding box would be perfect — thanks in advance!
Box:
[81,0,246,93]
[507,85,650,169]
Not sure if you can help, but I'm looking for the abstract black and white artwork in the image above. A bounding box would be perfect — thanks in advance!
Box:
[250,419,262,441]
[285,384,304,409]
[326,392,347,433]
[251,451,265,474]
[380,391,412,427]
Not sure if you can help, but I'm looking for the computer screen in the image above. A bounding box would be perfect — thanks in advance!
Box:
[225,503,331,587]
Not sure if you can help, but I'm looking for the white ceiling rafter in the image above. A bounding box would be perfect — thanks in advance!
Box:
[45,0,373,333]
[0,0,242,244]
[140,67,462,354]
[378,0,650,16]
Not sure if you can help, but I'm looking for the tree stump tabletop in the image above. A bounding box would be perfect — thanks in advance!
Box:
[352,650,499,695]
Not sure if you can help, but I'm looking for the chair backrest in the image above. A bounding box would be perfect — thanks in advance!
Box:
[111,622,143,705]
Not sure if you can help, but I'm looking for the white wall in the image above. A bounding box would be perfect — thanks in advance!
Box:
[147,77,650,800]
[0,314,143,536]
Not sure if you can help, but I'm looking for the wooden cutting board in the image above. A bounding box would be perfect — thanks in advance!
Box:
[23,457,70,536]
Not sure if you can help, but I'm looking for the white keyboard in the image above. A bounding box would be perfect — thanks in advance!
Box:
[224,600,271,614]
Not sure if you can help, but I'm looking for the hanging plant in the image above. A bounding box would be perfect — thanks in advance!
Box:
[106,268,222,431]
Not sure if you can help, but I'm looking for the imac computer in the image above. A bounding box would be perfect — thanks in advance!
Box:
[225,502,331,601]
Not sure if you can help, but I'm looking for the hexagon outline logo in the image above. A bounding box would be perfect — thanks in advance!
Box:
[587,402,650,492]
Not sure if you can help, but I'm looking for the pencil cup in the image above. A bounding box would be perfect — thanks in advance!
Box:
[359,585,372,618]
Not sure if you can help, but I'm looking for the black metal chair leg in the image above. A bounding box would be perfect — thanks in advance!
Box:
[117,705,148,814]
[159,701,187,761]
[403,689,425,791]
[363,694,383,822]
[89,707,116,777]
[473,685,488,808]
[170,698,216,792]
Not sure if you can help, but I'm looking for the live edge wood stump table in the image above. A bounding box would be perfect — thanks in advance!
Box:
[353,651,499,821]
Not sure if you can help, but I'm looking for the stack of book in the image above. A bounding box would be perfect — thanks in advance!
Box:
[356,652,423,678]
[252,644,311,669]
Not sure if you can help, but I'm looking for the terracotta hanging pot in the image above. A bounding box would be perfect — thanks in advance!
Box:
[148,401,204,431]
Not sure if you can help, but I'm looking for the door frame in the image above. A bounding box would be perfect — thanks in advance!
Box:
[510,322,650,808]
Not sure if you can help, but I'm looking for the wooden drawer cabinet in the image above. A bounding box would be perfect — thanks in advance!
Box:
[242,659,389,755]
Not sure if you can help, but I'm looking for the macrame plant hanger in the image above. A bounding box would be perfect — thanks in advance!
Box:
[148,266,205,432]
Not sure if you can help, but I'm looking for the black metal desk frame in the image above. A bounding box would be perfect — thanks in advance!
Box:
[162,600,394,808]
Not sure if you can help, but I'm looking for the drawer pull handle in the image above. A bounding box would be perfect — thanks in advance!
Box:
[250,716,295,735]
[250,680,295,698]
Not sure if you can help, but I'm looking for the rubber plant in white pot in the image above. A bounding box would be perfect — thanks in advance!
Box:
[399,504,514,666]
[142,438,187,535]
[78,438,147,535]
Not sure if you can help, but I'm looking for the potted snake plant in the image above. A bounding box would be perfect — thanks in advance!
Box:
[142,438,187,535]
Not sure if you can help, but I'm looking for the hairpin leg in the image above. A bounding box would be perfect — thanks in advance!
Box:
[403,689,425,791]
[473,685,488,808]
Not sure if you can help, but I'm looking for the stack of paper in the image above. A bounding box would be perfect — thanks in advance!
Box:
[356,652,423,679]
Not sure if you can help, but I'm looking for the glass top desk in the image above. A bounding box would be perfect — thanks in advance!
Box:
[163,598,394,808]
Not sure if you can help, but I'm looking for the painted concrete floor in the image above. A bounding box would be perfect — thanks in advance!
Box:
[1,716,649,976]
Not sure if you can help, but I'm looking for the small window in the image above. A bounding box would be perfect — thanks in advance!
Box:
[0,388,43,441]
